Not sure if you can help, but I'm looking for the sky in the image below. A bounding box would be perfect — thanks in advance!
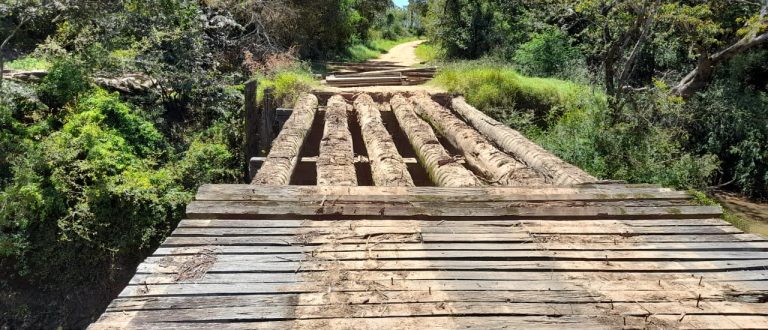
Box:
[393,0,408,7]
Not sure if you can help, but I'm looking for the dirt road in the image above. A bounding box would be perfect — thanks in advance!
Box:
[369,40,426,67]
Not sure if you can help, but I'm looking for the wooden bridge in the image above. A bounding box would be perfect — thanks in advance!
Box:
[90,92,768,329]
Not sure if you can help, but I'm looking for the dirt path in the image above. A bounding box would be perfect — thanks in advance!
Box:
[714,191,768,236]
[369,40,426,67]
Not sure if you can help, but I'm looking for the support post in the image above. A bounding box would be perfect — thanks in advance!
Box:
[259,87,276,156]
[244,79,258,181]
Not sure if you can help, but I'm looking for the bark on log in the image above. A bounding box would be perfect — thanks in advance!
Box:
[354,94,414,187]
[252,93,318,185]
[410,94,546,186]
[390,94,481,187]
[451,97,597,185]
[317,95,357,186]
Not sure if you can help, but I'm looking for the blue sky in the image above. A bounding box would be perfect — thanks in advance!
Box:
[393,0,408,7]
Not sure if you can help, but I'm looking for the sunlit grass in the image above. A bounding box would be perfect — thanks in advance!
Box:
[415,42,441,62]
[6,56,52,70]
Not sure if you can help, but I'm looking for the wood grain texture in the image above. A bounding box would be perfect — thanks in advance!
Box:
[90,185,768,330]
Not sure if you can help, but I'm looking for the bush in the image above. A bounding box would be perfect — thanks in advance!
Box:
[36,58,91,110]
[0,89,189,283]
[512,29,585,79]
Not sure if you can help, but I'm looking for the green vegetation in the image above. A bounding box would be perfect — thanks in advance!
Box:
[415,42,440,62]
[5,56,51,71]
[422,0,768,200]
[432,62,719,190]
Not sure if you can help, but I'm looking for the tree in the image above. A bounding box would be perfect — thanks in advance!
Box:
[0,0,57,88]
[671,0,768,98]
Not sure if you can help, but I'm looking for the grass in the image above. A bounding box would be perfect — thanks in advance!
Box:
[341,37,419,62]
[415,42,441,62]
[431,60,603,113]
[253,67,318,107]
[5,56,52,70]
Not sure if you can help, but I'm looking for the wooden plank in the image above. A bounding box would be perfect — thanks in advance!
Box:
[89,315,612,330]
[251,93,318,185]
[316,95,356,186]
[354,94,414,186]
[170,224,742,236]
[185,201,722,218]
[161,233,762,246]
[136,257,768,274]
[175,218,734,228]
[195,184,685,202]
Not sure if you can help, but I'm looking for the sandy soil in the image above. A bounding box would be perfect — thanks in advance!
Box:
[369,40,426,67]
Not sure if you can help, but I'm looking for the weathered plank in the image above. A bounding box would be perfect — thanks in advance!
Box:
[196,184,683,202]
[185,201,722,219]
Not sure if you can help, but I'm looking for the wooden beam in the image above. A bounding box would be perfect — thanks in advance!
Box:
[258,87,276,156]
[452,97,597,185]
[411,94,546,186]
[390,94,481,187]
[243,79,258,180]
[316,95,357,186]
[251,93,318,185]
[354,94,414,187]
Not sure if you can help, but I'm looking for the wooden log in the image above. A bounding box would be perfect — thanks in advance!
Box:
[452,97,597,185]
[389,94,481,187]
[251,93,318,185]
[316,95,356,186]
[410,94,546,186]
[338,67,437,78]
[353,94,414,187]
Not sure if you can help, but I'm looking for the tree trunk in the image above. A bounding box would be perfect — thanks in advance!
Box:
[671,31,768,98]
[410,94,546,186]
[354,94,414,187]
[451,97,597,185]
[252,93,318,185]
[316,95,357,186]
[390,94,481,187]
[672,1,768,98]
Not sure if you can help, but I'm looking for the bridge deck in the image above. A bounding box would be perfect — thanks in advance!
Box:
[90,184,768,329]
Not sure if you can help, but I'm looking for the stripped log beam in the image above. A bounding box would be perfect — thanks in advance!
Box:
[317,95,357,186]
[251,93,318,185]
[410,93,546,186]
[452,97,596,185]
[390,94,481,187]
[354,94,414,186]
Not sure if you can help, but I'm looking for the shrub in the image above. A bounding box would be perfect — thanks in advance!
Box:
[36,58,91,110]
[512,29,585,79]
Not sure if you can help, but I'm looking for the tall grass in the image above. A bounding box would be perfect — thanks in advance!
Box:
[252,65,318,107]
[415,42,441,62]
